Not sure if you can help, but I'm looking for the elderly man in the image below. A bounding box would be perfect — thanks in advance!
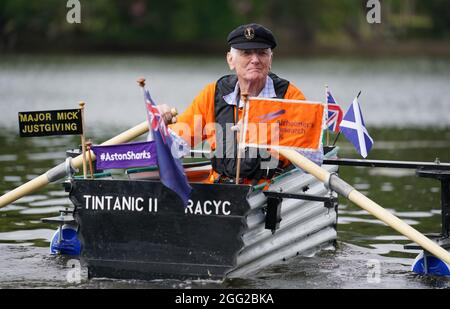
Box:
[170,23,308,184]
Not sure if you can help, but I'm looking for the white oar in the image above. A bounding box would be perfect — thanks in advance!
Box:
[278,149,450,265]
[0,121,150,209]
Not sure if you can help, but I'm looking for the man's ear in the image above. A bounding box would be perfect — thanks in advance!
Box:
[226,52,235,70]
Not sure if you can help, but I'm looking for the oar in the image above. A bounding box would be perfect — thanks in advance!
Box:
[278,148,450,265]
[0,121,150,209]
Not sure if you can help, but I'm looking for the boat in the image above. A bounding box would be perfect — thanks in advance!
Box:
[59,149,340,280]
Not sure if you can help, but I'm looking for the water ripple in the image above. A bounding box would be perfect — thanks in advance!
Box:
[26,152,65,161]
[15,195,48,204]
[369,168,415,178]
[0,229,54,242]
[0,205,27,212]
[29,198,71,207]
[0,155,17,162]
[20,206,66,215]
[339,216,419,226]
[4,176,21,182]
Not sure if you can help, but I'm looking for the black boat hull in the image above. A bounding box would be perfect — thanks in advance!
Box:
[68,164,339,280]
[69,180,251,280]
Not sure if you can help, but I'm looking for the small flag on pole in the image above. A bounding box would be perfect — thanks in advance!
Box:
[143,89,192,206]
[326,87,344,133]
[340,93,374,158]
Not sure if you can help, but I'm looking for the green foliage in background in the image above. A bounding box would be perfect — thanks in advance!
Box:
[0,0,449,53]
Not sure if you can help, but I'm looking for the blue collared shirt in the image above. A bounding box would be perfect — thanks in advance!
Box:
[222,76,276,108]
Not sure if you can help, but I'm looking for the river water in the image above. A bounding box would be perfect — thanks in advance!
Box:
[0,55,450,289]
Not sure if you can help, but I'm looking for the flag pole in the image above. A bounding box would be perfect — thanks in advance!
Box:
[331,132,341,147]
[137,77,147,96]
[79,101,88,179]
[332,90,362,147]
[235,93,249,184]
[325,85,330,146]
[86,139,94,179]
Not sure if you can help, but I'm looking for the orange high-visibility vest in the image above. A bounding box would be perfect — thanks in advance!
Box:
[171,73,306,183]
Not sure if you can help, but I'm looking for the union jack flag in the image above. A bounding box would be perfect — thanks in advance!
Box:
[326,88,344,133]
[145,90,168,143]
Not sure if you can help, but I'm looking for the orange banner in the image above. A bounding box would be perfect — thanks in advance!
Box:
[244,98,324,151]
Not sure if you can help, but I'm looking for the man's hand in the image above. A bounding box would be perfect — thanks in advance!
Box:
[157,104,178,125]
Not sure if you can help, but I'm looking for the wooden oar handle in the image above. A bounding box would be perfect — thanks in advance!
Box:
[137,78,146,87]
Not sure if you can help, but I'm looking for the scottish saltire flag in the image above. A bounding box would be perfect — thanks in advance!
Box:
[144,89,192,206]
[340,96,374,158]
[326,88,344,133]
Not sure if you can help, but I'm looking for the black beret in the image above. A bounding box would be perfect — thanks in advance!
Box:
[227,23,277,50]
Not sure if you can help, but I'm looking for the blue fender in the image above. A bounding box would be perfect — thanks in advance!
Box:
[412,252,450,276]
[50,225,81,256]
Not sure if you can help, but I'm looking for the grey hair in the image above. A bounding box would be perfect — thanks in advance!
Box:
[229,47,273,57]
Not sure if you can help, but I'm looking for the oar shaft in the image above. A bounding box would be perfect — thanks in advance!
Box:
[279,148,450,266]
[279,149,329,182]
[0,121,149,209]
[348,189,450,265]
[0,175,49,208]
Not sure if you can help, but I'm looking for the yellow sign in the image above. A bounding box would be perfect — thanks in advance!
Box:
[18,109,83,137]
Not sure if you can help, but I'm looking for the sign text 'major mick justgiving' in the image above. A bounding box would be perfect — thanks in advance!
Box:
[18,109,83,137]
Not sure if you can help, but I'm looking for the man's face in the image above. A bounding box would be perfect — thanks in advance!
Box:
[227,48,272,84]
